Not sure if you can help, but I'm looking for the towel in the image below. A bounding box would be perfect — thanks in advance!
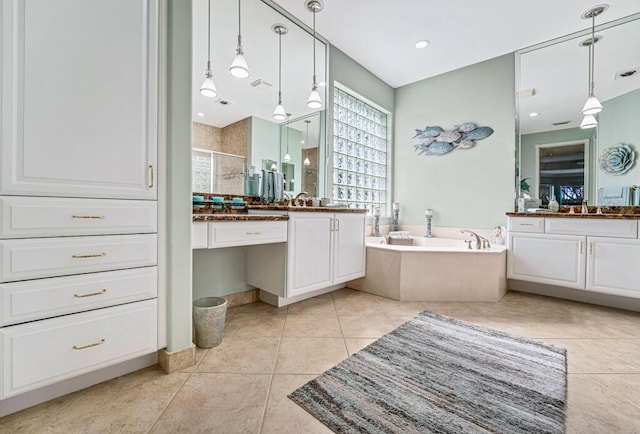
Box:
[634,186,639,206]
[597,186,631,206]
[273,172,284,202]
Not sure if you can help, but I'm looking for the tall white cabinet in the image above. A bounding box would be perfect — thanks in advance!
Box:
[0,0,159,403]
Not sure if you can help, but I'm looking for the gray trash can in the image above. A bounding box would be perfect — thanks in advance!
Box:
[193,297,228,348]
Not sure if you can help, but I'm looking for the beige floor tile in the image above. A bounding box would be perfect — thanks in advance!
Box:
[178,346,209,373]
[260,375,332,434]
[566,374,640,433]
[588,374,640,409]
[421,301,479,317]
[225,306,239,324]
[235,301,288,316]
[149,373,271,434]
[224,312,286,339]
[331,289,391,315]
[338,314,407,338]
[544,339,640,374]
[41,367,189,434]
[344,338,377,355]
[275,338,348,374]
[286,294,337,316]
[0,394,78,433]
[195,338,279,374]
[283,313,343,338]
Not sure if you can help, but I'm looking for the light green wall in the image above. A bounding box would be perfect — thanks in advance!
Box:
[193,248,253,298]
[393,54,516,229]
[520,127,596,201]
[249,116,280,171]
[597,89,640,189]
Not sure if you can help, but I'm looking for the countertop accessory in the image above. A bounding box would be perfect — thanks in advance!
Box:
[424,208,433,238]
[392,202,400,231]
[373,206,381,237]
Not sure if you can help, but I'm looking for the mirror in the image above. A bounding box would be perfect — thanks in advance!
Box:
[191,0,327,197]
[280,112,322,196]
[517,15,640,206]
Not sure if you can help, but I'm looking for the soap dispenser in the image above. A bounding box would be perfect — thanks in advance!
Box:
[548,186,559,213]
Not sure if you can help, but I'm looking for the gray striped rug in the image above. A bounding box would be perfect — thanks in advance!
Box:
[289,311,566,434]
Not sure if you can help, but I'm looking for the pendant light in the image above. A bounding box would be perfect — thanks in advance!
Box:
[580,114,598,129]
[229,0,249,78]
[305,0,323,109]
[303,120,311,166]
[200,0,218,97]
[580,5,607,118]
[283,114,291,163]
[272,24,288,121]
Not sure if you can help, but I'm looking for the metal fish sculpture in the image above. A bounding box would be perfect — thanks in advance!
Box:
[455,122,477,133]
[465,126,494,140]
[457,139,476,149]
[423,141,453,155]
[436,130,462,143]
[413,136,436,148]
[413,126,444,138]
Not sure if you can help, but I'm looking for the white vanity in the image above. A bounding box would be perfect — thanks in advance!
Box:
[507,214,640,303]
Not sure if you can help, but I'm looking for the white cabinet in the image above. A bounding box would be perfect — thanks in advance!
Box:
[208,221,287,248]
[192,222,208,249]
[586,237,640,298]
[1,0,158,199]
[332,213,366,284]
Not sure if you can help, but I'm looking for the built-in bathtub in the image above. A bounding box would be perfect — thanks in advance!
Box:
[347,236,507,302]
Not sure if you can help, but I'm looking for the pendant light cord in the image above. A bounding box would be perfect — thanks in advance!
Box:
[312,10,317,87]
[278,31,282,104]
[590,15,595,97]
[237,0,243,52]
[286,116,290,154]
[206,0,211,70]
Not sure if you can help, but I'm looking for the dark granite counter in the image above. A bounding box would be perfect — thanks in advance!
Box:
[193,214,289,222]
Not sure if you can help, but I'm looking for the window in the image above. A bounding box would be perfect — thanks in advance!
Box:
[332,86,390,214]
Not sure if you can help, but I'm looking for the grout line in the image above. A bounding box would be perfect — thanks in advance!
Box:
[145,368,193,433]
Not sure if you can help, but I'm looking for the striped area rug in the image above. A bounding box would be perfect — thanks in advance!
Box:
[289,311,566,434]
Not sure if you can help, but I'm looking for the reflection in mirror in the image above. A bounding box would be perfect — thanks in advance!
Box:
[191,0,327,198]
[281,162,295,191]
[280,112,322,196]
[535,141,587,206]
[517,15,640,206]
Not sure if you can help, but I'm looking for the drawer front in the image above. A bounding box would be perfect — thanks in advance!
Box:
[0,267,157,326]
[1,299,157,398]
[0,234,157,282]
[208,221,287,248]
[545,218,638,238]
[192,222,208,249]
[0,196,157,238]
[507,217,545,233]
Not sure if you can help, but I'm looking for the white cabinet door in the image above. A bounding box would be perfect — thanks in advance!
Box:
[286,214,332,297]
[0,0,157,199]
[333,213,366,283]
[508,233,585,289]
[586,237,640,298]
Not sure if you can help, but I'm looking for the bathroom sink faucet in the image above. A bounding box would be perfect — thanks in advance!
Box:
[460,229,481,250]
[295,192,308,207]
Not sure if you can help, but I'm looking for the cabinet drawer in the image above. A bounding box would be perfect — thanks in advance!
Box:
[208,221,287,248]
[0,267,157,326]
[0,197,157,238]
[507,217,545,233]
[0,299,157,398]
[0,234,157,282]
[545,218,638,238]
[192,222,208,249]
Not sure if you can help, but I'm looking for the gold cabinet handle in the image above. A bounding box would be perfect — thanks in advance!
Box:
[72,253,106,259]
[72,215,105,220]
[520,223,534,226]
[149,165,154,188]
[74,289,107,298]
[245,231,262,235]
[589,242,593,255]
[73,338,105,350]
[579,242,584,254]
[335,218,340,231]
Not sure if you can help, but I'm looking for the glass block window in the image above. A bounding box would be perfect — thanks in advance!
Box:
[332,86,389,214]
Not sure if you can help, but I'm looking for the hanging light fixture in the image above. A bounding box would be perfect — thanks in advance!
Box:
[303,120,311,166]
[283,114,292,162]
[200,0,218,97]
[580,114,598,129]
[580,5,607,121]
[229,0,250,78]
[305,0,323,109]
[272,24,288,121]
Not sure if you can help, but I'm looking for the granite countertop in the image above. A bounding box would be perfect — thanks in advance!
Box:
[506,212,640,220]
[192,214,289,222]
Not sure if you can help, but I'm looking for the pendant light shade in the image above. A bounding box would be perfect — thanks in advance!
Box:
[580,114,598,129]
[580,6,607,116]
[303,155,311,166]
[229,0,249,79]
[582,95,602,115]
[283,114,291,162]
[200,0,218,98]
[272,24,288,121]
[305,0,323,109]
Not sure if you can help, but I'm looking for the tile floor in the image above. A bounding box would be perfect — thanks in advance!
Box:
[1,289,639,433]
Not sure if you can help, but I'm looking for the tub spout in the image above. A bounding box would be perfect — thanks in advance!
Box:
[460,229,481,250]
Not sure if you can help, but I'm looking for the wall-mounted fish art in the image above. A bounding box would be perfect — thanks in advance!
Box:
[413,123,494,156]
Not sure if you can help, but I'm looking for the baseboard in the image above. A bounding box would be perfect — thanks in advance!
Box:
[158,345,196,373]
[508,279,640,312]
[0,352,158,418]
[259,283,345,307]
[224,289,259,308]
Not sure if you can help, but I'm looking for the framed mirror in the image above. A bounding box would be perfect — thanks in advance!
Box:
[279,112,323,196]
[517,14,640,206]
[191,0,327,197]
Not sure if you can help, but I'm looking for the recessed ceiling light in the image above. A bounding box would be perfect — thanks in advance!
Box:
[529,112,539,117]
[196,112,205,117]
[415,40,430,49]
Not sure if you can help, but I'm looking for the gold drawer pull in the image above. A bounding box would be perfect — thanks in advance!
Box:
[245,231,262,235]
[74,289,107,298]
[73,338,105,350]
[520,223,534,226]
[72,215,105,220]
[72,253,106,259]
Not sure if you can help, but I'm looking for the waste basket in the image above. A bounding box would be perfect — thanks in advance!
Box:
[193,297,227,348]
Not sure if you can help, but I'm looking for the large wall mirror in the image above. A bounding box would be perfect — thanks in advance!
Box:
[517,14,640,207]
[191,0,327,197]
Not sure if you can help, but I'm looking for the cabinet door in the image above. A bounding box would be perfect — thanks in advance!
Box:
[286,214,332,297]
[333,213,366,283]
[586,237,640,298]
[1,0,158,199]
[508,233,585,289]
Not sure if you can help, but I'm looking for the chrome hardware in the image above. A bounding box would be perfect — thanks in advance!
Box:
[72,215,105,220]
[295,191,309,207]
[460,230,481,250]
[72,253,106,259]
[74,289,107,298]
[464,240,472,250]
[149,165,154,188]
[73,338,106,350]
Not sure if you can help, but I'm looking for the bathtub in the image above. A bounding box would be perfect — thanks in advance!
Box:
[347,236,507,302]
